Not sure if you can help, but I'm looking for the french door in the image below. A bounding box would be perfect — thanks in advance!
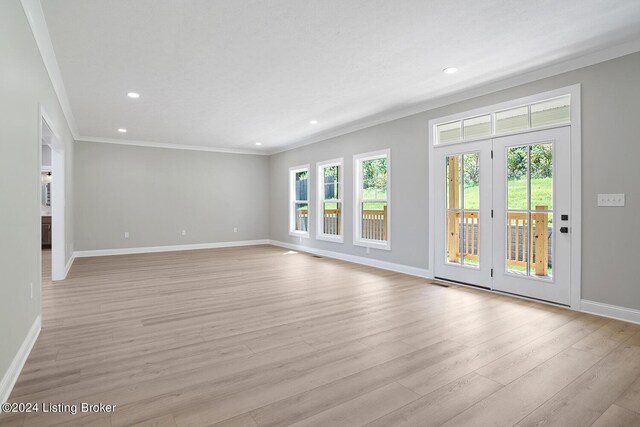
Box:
[434,126,572,305]
[434,140,493,288]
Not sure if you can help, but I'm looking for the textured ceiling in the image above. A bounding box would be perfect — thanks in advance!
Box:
[41,0,640,153]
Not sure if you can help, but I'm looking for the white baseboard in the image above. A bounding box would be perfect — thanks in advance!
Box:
[61,254,75,279]
[73,239,270,258]
[581,300,640,325]
[268,240,432,279]
[0,316,41,404]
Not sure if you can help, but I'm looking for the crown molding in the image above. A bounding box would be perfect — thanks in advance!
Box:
[21,0,79,139]
[268,36,640,155]
[20,0,640,156]
[76,137,268,156]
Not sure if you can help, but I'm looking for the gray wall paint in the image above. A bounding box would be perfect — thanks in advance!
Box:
[0,0,75,387]
[74,142,270,250]
[270,52,640,311]
[270,114,429,268]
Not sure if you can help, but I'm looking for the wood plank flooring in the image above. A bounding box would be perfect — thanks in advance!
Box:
[1,245,639,426]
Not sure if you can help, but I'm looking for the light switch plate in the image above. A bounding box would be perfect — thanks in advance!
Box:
[597,193,625,207]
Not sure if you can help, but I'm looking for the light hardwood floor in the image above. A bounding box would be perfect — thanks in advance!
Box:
[1,245,639,426]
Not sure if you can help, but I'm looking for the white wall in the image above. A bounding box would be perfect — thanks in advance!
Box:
[0,0,75,395]
[270,51,640,312]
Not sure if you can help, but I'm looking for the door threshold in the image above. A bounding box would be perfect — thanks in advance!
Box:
[433,277,569,309]
[493,289,569,308]
[433,277,490,290]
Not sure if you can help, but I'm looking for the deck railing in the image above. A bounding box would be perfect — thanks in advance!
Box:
[322,208,341,235]
[362,206,387,241]
[295,206,387,241]
[295,208,309,232]
[447,206,551,276]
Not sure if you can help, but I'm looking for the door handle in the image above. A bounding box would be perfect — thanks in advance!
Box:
[560,227,569,233]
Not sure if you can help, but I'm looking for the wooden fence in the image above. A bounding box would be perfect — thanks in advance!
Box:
[507,206,550,276]
[447,206,551,276]
[295,208,308,232]
[295,206,388,241]
[323,209,341,235]
[362,206,387,241]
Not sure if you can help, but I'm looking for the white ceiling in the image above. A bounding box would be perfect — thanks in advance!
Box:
[40,0,640,153]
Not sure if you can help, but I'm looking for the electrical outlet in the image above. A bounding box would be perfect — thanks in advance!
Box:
[597,193,625,207]
[30,282,33,299]
[233,227,238,233]
[124,231,129,239]
[181,230,186,236]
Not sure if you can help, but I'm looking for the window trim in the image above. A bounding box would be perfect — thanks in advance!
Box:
[289,164,310,238]
[353,149,391,250]
[316,158,344,243]
[433,94,572,146]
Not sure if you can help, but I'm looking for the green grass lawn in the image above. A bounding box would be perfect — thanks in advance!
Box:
[462,177,552,211]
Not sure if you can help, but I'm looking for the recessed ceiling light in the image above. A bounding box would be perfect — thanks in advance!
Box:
[117,128,127,133]
[443,67,458,74]
[309,120,318,125]
[127,92,140,99]
[255,142,263,146]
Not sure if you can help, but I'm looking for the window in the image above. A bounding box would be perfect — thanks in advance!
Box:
[354,150,390,250]
[316,159,343,242]
[289,165,310,237]
[434,95,572,144]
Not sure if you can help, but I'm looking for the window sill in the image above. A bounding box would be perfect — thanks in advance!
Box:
[353,239,391,251]
[289,231,310,238]
[316,234,344,243]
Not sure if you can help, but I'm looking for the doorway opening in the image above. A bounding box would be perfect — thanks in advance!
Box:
[40,108,66,282]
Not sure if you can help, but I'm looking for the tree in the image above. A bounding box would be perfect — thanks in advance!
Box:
[363,159,387,192]
[463,153,479,187]
[506,145,552,180]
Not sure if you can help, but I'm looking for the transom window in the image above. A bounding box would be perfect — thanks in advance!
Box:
[316,159,343,242]
[289,165,309,237]
[435,95,571,145]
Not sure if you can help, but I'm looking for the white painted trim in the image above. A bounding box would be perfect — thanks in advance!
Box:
[73,240,270,258]
[0,316,41,404]
[569,87,582,310]
[271,38,640,155]
[269,240,431,279]
[20,0,78,138]
[40,106,67,282]
[429,87,576,137]
[63,254,75,279]
[76,138,268,156]
[316,158,344,243]
[581,300,640,325]
[353,149,391,251]
[428,85,582,310]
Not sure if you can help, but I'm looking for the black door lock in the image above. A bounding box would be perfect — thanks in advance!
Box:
[561,214,569,221]
[560,227,569,233]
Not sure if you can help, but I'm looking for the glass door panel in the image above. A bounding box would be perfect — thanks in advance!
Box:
[445,153,480,268]
[505,144,553,279]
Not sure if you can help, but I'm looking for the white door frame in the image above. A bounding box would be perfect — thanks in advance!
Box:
[39,105,67,281]
[428,85,582,309]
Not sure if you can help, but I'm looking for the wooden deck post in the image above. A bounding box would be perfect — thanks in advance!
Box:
[447,156,460,262]
[533,205,548,276]
[383,205,388,240]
